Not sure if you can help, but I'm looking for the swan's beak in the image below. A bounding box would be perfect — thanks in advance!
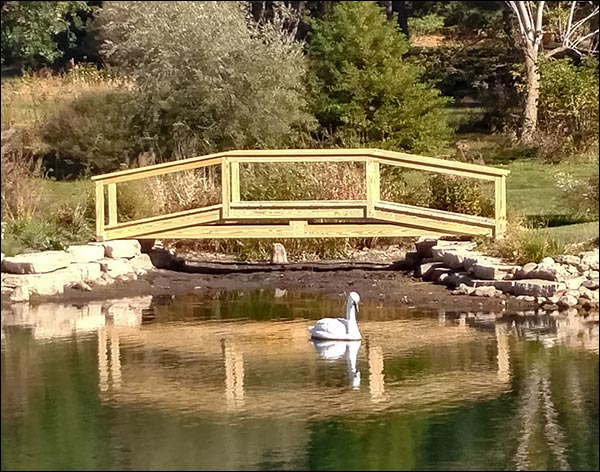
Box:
[354,302,359,313]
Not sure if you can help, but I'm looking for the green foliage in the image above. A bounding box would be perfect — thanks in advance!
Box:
[538,57,599,156]
[42,86,138,174]
[479,219,564,265]
[306,1,453,153]
[407,13,445,37]
[1,1,91,68]
[554,171,600,221]
[96,1,315,160]
[428,174,494,217]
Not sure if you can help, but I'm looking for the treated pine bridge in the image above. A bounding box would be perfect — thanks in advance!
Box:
[92,149,509,242]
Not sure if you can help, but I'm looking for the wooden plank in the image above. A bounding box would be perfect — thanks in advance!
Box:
[373,149,510,177]
[231,200,367,208]
[494,176,507,239]
[221,157,231,218]
[230,155,369,164]
[93,157,223,185]
[134,223,461,239]
[103,208,222,240]
[371,209,491,236]
[228,208,365,219]
[376,200,494,227]
[95,182,105,241]
[366,160,380,218]
[91,153,226,182]
[106,205,223,230]
[230,161,240,203]
[107,183,118,226]
[374,156,498,182]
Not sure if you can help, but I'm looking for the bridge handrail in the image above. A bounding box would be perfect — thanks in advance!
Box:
[92,148,508,240]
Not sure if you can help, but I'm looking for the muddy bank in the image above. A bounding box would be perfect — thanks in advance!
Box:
[8,263,545,313]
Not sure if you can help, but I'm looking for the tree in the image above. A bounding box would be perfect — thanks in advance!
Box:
[96,1,315,159]
[505,1,599,143]
[306,1,452,153]
[1,1,91,69]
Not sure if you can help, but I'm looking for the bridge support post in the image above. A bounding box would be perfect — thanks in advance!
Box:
[494,176,507,239]
[95,182,105,241]
[222,157,231,218]
[366,160,380,218]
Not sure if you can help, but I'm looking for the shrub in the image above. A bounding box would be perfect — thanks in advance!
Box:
[538,57,599,156]
[1,127,46,219]
[96,1,315,160]
[555,171,599,221]
[306,1,453,154]
[428,174,494,217]
[477,218,564,265]
[408,14,445,37]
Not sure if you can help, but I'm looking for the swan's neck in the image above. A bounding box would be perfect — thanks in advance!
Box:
[346,301,357,322]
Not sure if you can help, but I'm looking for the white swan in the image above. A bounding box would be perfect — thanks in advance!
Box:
[311,339,362,389]
[308,291,361,341]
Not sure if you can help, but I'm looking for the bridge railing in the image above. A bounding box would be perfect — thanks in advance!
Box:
[91,149,509,241]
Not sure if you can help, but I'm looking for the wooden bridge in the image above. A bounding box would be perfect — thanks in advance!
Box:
[92,149,509,241]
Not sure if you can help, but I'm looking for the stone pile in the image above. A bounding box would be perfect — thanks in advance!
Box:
[407,238,599,312]
[1,240,155,302]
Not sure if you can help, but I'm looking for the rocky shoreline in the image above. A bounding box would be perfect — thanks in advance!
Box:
[1,238,599,317]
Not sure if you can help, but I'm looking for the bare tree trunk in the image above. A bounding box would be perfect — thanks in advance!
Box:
[522,46,539,143]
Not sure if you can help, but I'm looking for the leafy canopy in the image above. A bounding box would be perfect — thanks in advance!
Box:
[306,1,452,153]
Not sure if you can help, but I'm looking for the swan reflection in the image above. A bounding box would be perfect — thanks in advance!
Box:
[311,339,362,389]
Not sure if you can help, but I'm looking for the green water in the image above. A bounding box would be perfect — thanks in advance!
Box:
[1,290,598,471]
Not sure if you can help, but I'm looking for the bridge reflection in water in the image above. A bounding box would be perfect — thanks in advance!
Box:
[2,298,597,422]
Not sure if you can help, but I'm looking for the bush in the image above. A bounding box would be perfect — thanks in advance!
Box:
[408,14,445,37]
[538,57,599,156]
[306,1,453,154]
[428,174,494,217]
[479,219,564,265]
[43,87,138,174]
[555,171,599,221]
[96,1,315,160]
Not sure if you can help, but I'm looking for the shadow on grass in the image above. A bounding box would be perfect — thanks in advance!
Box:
[525,214,592,228]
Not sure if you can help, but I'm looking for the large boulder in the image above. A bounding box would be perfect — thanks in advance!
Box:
[513,279,566,297]
[67,244,105,263]
[102,240,141,259]
[1,251,72,274]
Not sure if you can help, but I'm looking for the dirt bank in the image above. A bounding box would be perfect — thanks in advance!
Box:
[11,262,542,313]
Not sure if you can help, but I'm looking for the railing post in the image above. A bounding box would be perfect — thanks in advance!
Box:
[222,157,231,218]
[366,159,380,218]
[107,183,118,226]
[230,160,240,203]
[95,182,105,241]
[494,175,507,239]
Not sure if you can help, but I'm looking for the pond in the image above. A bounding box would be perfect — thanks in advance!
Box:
[1,290,598,471]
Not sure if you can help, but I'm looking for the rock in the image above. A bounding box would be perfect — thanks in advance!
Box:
[454,283,475,295]
[446,272,474,288]
[564,276,586,290]
[556,254,581,266]
[470,263,518,280]
[148,249,184,270]
[271,243,288,264]
[541,303,559,311]
[1,266,83,296]
[557,295,578,308]
[513,279,566,297]
[73,281,92,292]
[103,239,141,259]
[431,267,452,282]
[1,250,72,274]
[99,258,133,278]
[414,238,438,259]
[471,286,500,297]
[67,244,105,263]
[437,273,450,285]
[516,295,536,302]
[415,262,445,279]
[71,262,102,282]
[130,253,155,275]
[9,285,30,302]
[402,250,421,268]
[514,262,537,279]
[442,251,471,270]
[493,280,517,294]
[582,278,599,290]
